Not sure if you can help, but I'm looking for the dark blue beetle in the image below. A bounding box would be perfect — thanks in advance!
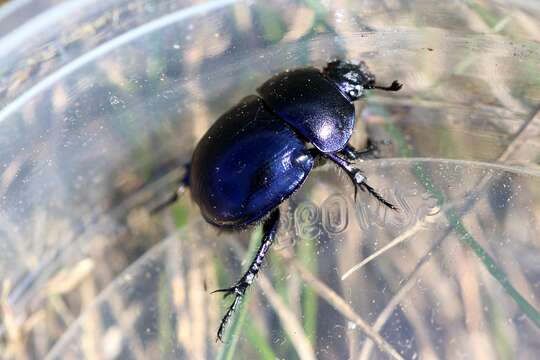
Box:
[154,59,402,341]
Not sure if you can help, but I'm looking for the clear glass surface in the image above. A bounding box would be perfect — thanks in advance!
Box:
[1,0,540,359]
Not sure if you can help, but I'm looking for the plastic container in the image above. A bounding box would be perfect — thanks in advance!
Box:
[1,0,540,359]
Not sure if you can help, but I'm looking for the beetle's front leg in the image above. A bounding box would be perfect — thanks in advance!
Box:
[212,208,281,342]
[324,152,398,211]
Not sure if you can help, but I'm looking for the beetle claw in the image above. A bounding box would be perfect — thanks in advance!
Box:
[211,286,237,298]
[212,281,250,340]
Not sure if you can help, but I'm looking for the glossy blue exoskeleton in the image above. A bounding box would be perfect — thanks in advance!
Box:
[153,59,402,341]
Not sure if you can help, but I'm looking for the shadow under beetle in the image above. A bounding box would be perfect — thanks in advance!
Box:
[153,59,402,341]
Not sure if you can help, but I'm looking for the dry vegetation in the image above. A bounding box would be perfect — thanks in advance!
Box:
[1,0,540,359]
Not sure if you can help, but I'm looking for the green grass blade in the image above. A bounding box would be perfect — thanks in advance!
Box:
[385,121,540,329]
[217,229,262,360]
[299,234,318,344]
[245,322,277,360]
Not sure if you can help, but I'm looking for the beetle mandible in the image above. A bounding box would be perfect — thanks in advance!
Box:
[153,59,402,341]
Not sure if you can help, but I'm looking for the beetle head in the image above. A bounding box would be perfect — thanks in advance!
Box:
[323,59,376,101]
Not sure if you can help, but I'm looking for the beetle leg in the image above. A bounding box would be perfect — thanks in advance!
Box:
[150,163,190,214]
[324,152,398,211]
[340,144,372,161]
[340,141,374,161]
[340,139,393,162]
[374,80,403,92]
[307,148,328,168]
[212,208,281,342]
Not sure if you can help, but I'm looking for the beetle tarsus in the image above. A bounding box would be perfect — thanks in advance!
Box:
[359,181,399,211]
[212,209,281,341]
[325,151,398,211]
[216,295,243,342]
[351,170,398,210]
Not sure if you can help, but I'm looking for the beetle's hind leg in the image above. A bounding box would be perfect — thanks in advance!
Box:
[212,208,280,342]
[150,163,190,214]
[324,152,398,211]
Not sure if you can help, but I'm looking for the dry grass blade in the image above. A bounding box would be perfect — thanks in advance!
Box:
[358,230,450,360]
[496,107,540,163]
[341,219,426,280]
[357,108,540,359]
[281,253,405,360]
[225,238,316,360]
[258,276,316,360]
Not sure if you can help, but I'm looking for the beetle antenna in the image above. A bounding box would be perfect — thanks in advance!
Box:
[374,80,402,92]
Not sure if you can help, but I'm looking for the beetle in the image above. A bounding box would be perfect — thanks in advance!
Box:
[153,59,402,341]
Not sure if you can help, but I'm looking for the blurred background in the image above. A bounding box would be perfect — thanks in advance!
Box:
[1,0,540,359]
